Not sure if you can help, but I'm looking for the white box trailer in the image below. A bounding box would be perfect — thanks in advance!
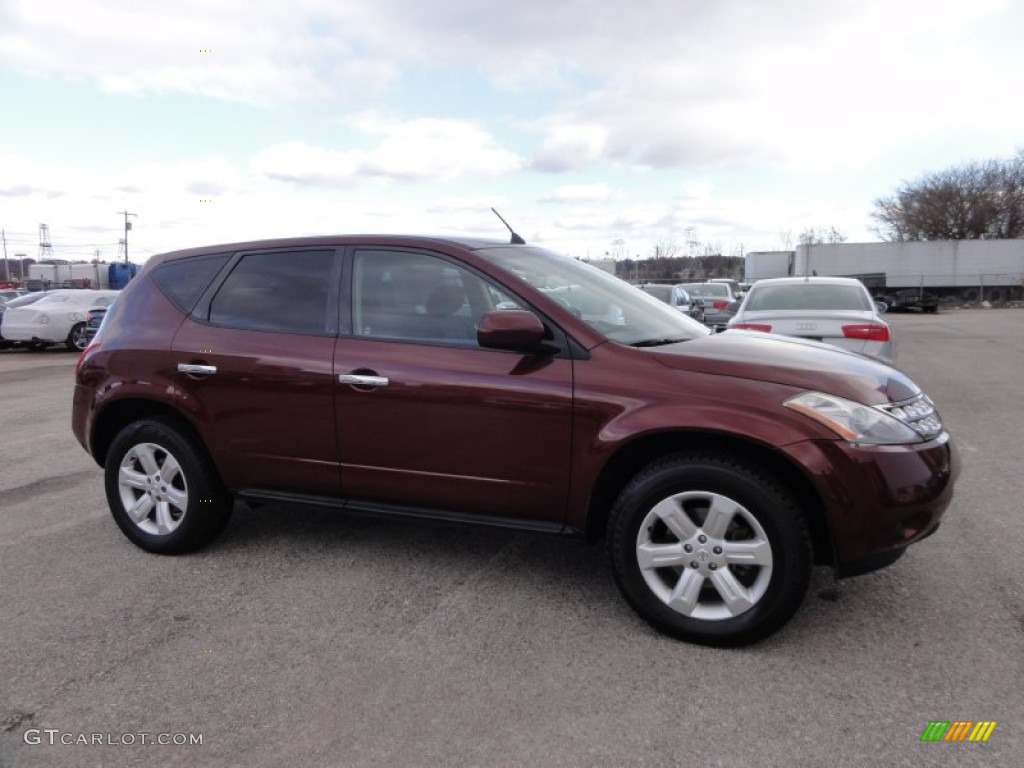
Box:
[27,262,111,290]
[744,251,795,282]
[745,241,1024,302]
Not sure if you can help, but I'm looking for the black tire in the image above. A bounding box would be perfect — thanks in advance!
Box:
[104,419,232,554]
[66,322,88,351]
[607,453,811,647]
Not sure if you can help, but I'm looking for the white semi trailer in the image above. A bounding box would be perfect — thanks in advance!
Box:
[746,241,1024,302]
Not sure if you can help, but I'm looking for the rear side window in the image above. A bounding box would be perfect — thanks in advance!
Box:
[153,254,231,312]
[209,250,334,335]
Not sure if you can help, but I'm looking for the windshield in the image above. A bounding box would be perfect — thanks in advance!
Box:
[5,293,48,308]
[745,283,871,311]
[477,246,710,345]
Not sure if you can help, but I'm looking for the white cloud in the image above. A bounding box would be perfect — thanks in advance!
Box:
[2,0,1021,261]
[540,183,617,204]
[251,117,522,186]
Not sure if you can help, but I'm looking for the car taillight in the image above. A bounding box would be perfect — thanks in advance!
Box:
[76,338,100,378]
[731,323,772,332]
[711,300,729,310]
[842,323,890,342]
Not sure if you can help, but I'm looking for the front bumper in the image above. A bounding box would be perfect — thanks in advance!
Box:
[783,432,960,577]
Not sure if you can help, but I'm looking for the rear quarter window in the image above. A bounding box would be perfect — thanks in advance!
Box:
[152,253,232,312]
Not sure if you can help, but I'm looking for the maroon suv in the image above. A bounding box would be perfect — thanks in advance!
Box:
[72,236,959,646]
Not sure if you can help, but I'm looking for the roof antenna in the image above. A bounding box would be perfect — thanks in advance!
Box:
[491,207,526,244]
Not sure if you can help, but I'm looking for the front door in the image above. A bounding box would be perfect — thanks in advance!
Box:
[333,248,573,524]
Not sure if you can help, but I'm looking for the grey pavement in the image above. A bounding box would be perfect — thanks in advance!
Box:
[1,311,1021,767]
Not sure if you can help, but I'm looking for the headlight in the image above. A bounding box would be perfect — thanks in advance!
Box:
[784,391,927,444]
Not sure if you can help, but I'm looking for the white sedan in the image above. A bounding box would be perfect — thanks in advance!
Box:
[726,276,896,364]
[1,289,119,351]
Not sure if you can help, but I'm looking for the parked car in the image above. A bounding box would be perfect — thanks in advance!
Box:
[710,300,742,333]
[1,289,119,351]
[677,282,740,327]
[877,289,939,314]
[727,277,896,364]
[72,236,958,647]
[83,306,109,343]
[636,283,704,322]
[708,278,746,299]
[1,292,48,349]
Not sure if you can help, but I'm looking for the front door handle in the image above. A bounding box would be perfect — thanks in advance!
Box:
[177,363,218,376]
[338,374,389,388]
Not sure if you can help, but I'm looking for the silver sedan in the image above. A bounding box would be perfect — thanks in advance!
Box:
[726,276,896,364]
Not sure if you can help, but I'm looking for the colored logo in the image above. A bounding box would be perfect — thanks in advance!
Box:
[920,721,996,742]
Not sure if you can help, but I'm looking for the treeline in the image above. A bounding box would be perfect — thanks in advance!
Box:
[613,254,744,282]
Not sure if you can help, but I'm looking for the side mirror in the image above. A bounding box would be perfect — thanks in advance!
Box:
[477,310,547,352]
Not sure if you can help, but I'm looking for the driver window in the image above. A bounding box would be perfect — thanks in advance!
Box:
[352,250,519,346]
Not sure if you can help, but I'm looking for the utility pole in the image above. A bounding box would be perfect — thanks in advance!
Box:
[118,211,137,263]
[1,228,9,281]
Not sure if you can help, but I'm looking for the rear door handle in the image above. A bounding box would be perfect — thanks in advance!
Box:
[338,374,389,388]
[177,363,218,376]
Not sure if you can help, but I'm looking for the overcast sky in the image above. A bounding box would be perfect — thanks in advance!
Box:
[2,0,1022,263]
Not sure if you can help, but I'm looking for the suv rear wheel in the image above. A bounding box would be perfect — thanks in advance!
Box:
[104,419,232,554]
[608,454,811,646]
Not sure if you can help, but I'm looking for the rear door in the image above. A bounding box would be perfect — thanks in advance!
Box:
[170,248,342,495]
[333,247,574,525]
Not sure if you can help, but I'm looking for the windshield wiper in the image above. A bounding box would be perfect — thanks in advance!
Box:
[629,337,689,348]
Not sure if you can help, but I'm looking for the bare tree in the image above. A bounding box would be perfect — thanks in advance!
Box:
[650,238,680,259]
[798,226,847,245]
[872,150,1024,241]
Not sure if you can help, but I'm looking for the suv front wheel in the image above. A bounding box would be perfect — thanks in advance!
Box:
[104,419,232,554]
[608,454,811,646]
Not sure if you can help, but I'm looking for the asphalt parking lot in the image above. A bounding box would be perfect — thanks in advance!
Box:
[1,310,1022,768]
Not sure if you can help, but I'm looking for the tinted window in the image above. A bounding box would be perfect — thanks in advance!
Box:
[154,253,231,312]
[746,284,871,311]
[680,283,729,298]
[639,285,672,304]
[209,250,334,334]
[353,250,515,346]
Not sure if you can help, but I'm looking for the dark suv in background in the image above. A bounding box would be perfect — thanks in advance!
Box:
[72,236,959,646]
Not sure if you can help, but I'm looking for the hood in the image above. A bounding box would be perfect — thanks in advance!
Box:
[647,330,918,405]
